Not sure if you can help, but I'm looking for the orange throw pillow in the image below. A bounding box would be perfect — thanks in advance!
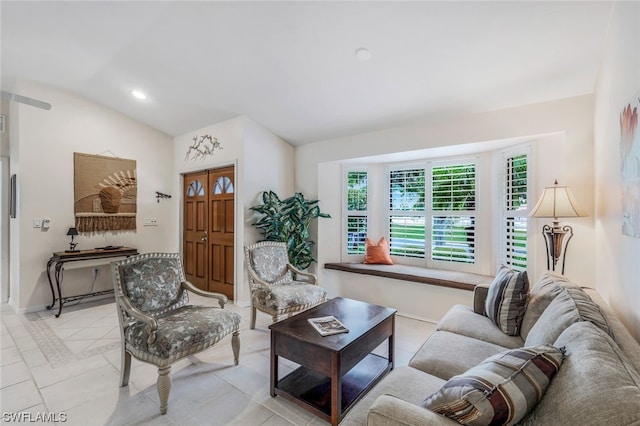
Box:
[364,237,394,265]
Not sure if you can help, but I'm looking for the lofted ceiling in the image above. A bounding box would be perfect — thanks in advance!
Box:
[1,1,613,146]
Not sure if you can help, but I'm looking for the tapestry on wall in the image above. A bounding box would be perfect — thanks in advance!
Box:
[621,93,640,238]
[74,152,137,233]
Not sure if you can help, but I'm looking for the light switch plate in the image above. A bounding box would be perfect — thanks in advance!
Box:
[33,218,42,228]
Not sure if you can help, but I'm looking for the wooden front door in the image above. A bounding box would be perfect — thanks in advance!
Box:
[208,166,235,298]
[183,166,235,299]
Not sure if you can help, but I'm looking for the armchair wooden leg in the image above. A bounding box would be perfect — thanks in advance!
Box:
[232,331,240,365]
[157,365,172,415]
[250,306,257,330]
[120,350,132,387]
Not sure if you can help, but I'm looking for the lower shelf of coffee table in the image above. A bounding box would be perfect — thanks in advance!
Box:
[275,353,391,418]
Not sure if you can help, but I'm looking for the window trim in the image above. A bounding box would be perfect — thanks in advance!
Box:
[342,166,370,260]
[427,159,478,269]
[340,146,536,277]
[387,165,427,260]
[499,144,533,273]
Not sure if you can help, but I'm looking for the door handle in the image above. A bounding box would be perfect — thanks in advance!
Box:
[201,234,208,241]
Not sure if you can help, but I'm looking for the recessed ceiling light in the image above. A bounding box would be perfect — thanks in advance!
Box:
[131,90,147,100]
[355,48,372,61]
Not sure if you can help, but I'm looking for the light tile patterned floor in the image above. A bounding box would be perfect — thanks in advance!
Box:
[0,296,436,425]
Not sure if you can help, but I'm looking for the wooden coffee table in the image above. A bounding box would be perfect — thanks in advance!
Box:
[269,297,396,425]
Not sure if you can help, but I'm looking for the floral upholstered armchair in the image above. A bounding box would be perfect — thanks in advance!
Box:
[244,241,327,329]
[111,252,241,415]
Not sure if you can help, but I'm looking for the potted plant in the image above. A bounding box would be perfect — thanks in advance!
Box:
[250,191,330,270]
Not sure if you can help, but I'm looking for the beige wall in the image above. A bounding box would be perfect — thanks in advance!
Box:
[173,115,294,307]
[8,81,175,312]
[594,1,640,340]
[297,95,595,320]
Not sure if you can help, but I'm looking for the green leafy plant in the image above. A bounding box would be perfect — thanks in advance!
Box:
[250,191,331,270]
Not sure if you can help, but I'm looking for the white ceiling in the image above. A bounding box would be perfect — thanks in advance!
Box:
[1,1,613,146]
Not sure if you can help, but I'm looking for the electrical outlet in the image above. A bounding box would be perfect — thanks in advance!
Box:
[143,218,158,226]
[92,268,99,279]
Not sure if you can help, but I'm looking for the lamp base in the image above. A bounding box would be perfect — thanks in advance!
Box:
[542,223,574,274]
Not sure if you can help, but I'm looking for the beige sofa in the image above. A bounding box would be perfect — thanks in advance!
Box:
[342,272,640,425]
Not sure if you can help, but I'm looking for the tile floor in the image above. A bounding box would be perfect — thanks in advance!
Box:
[0,295,436,425]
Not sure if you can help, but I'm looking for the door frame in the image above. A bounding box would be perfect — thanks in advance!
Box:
[179,160,239,302]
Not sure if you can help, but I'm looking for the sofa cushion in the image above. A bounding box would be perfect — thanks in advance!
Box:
[437,305,523,349]
[484,265,529,336]
[519,271,576,339]
[369,395,462,426]
[422,344,564,426]
[409,331,509,380]
[584,287,640,373]
[524,285,614,346]
[252,283,327,311]
[125,305,241,359]
[520,321,640,426]
[340,366,446,426]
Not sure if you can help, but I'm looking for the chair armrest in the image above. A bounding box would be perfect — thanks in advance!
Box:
[473,284,489,315]
[246,266,274,290]
[181,280,228,308]
[368,395,460,426]
[287,264,317,284]
[116,295,158,344]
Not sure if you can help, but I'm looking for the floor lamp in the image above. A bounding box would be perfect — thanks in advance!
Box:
[529,180,587,274]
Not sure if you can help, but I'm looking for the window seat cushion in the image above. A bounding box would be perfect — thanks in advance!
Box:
[324,263,494,291]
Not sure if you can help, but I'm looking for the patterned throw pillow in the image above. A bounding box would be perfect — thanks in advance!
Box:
[364,237,394,265]
[485,265,529,335]
[423,345,565,426]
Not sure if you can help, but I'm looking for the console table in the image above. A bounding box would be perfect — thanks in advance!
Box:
[46,247,138,317]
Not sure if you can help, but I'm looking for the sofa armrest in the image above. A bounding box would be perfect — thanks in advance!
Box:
[473,285,489,315]
[368,395,460,426]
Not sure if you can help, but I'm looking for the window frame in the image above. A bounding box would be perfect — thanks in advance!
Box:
[387,164,427,261]
[499,145,533,273]
[427,159,478,269]
[339,146,536,277]
[342,167,370,260]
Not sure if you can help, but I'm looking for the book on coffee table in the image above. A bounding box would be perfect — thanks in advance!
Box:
[308,315,349,336]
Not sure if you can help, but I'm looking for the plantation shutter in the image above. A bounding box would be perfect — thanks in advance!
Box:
[389,168,426,258]
[503,153,528,270]
[346,171,368,254]
[431,163,476,264]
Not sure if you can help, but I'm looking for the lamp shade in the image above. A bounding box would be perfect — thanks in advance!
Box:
[529,180,587,218]
[66,227,79,236]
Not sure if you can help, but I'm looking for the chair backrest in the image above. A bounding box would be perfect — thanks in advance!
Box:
[244,241,293,286]
[112,252,189,315]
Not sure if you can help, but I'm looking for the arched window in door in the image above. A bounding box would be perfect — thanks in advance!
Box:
[187,180,205,197]
[213,176,234,194]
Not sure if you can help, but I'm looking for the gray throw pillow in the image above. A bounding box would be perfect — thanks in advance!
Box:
[485,265,529,335]
[423,344,564,426]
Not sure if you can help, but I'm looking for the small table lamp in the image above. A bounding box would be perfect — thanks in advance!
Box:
[66,227,79,252]
[529,180,587,274]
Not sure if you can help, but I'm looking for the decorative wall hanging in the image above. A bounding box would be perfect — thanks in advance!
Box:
[74,152,137,232]
[621,94,640,238]
[185,134,223,161]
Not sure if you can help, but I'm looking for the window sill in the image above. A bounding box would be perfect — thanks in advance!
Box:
[324,262,494,291]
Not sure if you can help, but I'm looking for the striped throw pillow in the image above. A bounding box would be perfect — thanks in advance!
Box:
[423,345,565,426]
[485,265,529,335]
